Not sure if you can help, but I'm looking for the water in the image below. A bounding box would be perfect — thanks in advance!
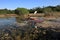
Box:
[0,17,16,28]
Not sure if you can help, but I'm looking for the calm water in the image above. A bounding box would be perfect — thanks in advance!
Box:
[0,17,16,28]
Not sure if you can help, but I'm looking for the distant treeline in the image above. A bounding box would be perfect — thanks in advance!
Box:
[0,5,60,14]
[29,5,60,13]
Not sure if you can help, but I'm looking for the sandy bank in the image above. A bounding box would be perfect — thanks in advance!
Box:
[0,14,18,17]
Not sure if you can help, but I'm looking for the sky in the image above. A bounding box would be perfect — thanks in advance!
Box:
[0,0,60,10]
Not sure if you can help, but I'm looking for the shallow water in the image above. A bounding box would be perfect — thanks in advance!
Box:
[0,17,17,28]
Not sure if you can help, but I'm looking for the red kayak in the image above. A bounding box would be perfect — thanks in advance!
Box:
[28,17,44,23]
[34,19,44,23]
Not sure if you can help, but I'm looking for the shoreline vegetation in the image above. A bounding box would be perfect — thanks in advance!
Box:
[0,12,60,18]
[0,5,60,18]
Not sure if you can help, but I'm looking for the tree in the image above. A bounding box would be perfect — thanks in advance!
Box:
[15,8,29,15]
[29,7,43,13]
[34,7,43,13]
[56,5,60,12]
[43,7,53,16]
[28,9,35,13]
[43,7,52,13]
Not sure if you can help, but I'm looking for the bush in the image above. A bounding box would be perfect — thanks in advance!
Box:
[15,8,29,15]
